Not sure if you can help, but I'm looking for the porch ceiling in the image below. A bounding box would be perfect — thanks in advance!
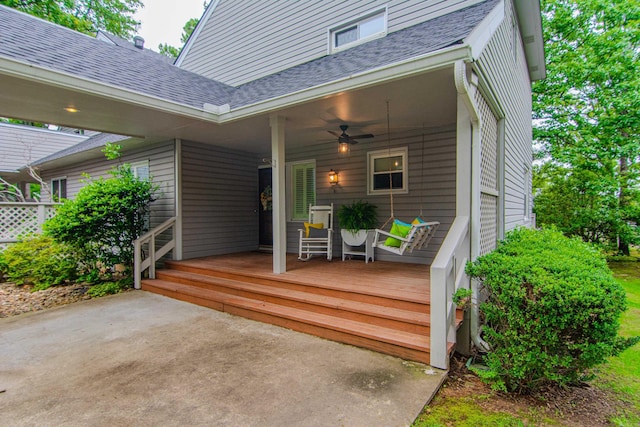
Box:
[0,65,456,155]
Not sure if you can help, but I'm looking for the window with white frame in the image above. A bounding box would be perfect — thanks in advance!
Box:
[51,177,67,201]
[131,160,150,180]
[288,160,316,221]
[367,147,409,195]
[330,9,387,52]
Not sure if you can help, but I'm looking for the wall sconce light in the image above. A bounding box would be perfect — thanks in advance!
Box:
[338,141,350,154]
[328,169,339,186]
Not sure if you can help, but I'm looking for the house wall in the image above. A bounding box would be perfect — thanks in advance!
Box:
[180,141,258,259]
[0,123,86,173]
[285,126,457,265]
[474,0,532,232]
[40,140,176,229]
[179,0,487,86]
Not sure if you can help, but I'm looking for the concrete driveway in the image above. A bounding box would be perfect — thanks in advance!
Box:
[0,291,445,426]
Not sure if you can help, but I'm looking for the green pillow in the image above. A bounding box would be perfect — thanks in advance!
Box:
[384,221,412,247]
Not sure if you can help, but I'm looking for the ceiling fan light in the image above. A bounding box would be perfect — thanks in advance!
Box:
[339,141,350,154]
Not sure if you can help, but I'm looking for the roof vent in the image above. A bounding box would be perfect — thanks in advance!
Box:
[133,36,145,49]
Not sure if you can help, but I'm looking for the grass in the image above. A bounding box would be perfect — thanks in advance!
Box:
[412,255,640,427]
[411,395,554,427]
[592,258,640,426]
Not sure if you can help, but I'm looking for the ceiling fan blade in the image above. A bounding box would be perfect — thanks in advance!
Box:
[349,133,374,139]
[328,130,340,137]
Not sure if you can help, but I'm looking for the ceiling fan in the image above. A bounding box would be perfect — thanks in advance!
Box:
[328,124,374,153]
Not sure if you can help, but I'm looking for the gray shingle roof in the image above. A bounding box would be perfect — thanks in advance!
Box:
[230,0,499,108]
[33,133,129,165]
[96,30,174,65]
[1,1,499,112]
[0,6,234,109]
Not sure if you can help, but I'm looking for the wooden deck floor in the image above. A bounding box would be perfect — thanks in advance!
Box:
[167,252,431,304]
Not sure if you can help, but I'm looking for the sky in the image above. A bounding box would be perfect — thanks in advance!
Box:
[133,0,207,52]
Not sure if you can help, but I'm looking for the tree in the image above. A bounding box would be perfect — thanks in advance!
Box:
[533,0,640,253]
[1,0,143,39]
[159,16,199,58]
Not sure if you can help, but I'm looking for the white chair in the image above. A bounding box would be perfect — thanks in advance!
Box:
[298,204,334,261]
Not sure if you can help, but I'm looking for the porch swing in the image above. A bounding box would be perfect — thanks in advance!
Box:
[372,102,440,256]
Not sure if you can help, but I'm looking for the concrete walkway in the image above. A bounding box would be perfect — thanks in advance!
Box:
[0,291,445,426]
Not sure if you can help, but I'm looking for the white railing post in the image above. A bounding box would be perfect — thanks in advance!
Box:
[134,240,142,289]
[149,234,156,279]
[430,216,470,369]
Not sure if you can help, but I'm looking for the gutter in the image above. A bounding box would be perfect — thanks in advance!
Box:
[454,60,491,353]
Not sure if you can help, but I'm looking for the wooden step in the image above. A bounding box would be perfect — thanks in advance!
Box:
[155,269,430,335]
[142,279,433,363]
[163,260,429,312]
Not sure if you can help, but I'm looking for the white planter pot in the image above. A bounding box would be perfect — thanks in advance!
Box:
[341,229,368,246]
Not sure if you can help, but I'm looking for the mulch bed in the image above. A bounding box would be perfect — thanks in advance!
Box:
[438,354,627,426]
[0,281,94,318]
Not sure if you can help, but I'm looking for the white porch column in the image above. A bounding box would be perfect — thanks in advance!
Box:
[174,138,183,260]
[270,115,287,273]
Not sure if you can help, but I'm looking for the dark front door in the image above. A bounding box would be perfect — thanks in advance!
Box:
[258,167,273,247]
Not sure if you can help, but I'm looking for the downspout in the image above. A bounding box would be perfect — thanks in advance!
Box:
[454,60,491,353]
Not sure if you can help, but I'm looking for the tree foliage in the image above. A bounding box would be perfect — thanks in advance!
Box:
[533,0,640,253]
[44,163,157,270]
[466,227,637,393]
[1,0,143,38]
[158,16,199,58]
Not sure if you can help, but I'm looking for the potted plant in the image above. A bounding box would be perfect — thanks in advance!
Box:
[337,200,378,246]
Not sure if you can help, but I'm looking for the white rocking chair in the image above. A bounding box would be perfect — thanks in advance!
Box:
[298,203,334,261]
[373,220,439,256]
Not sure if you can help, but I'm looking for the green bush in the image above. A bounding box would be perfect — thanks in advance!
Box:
[44,164,157,270]
[0,235,78,291]
[87,278,131,297]
[466,227,638,393]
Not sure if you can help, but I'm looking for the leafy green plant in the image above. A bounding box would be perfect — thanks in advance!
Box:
[337,200,378,233]
[87,279,131,298]
[466,227,639,393]
[44,163,157,271]
[0,235,78,291]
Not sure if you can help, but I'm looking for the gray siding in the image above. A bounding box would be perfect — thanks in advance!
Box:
[40,140,176,229]
[0,123,86,173]
[180,0,485,86]
[475,0,532,232]
[181,141,258,259]
[285,126,456,265]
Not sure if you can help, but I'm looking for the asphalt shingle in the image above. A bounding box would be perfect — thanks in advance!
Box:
[0,6,234,109]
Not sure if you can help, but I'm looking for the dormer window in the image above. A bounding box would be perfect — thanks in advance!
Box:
[330,9,387,52]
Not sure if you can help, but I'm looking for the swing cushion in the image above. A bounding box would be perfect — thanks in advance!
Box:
[385,220,412,247]
[304,222,324,237]
[412,217,426,225]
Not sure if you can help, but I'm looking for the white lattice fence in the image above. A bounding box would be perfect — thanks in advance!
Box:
[0,203,58,244]
[475,90,500,255]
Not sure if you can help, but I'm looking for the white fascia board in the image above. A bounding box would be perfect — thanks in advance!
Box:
[0,56,220,123]
[175,0,222,67]
[513,0,546,81]
[0,121,88,140]
[219,44,472,122]
[465,0,505,59]
[1,44,472,126]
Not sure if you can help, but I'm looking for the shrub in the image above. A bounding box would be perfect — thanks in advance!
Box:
[466,227,638,393]
[0,235,78,291]
[44,164,157,271]
[87,278,131,298]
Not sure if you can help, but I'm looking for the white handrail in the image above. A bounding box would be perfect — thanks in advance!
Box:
[134,217,177,289]
[430,216,470,369]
